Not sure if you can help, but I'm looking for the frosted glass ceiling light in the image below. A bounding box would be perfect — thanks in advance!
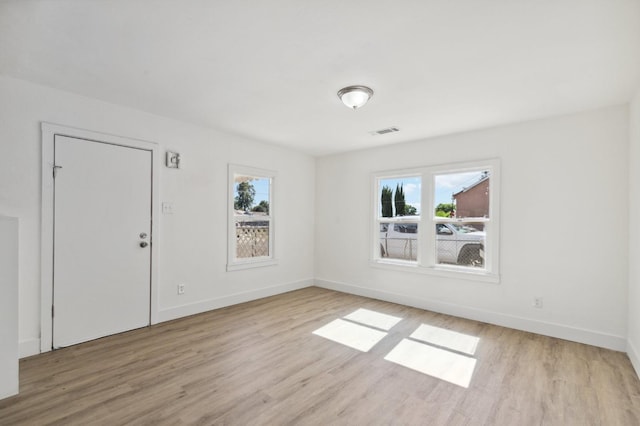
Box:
[337,85,374,110]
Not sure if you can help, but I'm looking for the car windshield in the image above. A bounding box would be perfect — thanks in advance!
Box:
[394,223,418,234]
[449,223,480,233]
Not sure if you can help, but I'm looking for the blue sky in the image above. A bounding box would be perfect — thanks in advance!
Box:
[379,176,422,215]
[251,178,270,204]
[434,171,486,206]
[379,171,487,216]
[234,176,270,207]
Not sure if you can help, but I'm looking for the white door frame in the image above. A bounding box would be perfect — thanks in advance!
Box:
[40,123,160,353]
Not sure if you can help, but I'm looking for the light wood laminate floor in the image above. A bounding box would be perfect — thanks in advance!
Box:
[2,287,640,425]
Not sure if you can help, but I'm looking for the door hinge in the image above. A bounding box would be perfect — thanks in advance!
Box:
[52,305,54,318]
[53,165,63,178]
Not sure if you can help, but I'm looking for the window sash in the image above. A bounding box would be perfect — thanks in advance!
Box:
[378,220,421,263]
[376,173,422,220]
[233,217,272,261]
[432,220,488,270]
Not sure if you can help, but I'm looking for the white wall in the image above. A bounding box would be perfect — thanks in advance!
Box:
[316,106,629,350]
[0,76,315,357]
[0,216,19,399]
[628,90,640,372]
[0,72,633,359]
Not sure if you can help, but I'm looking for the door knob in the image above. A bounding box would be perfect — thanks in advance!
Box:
[140,241,148,248]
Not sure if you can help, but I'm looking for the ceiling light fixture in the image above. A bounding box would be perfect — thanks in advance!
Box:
[337,85,374,110]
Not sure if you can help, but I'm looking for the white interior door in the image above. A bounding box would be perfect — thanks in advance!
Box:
[53,135,152,348]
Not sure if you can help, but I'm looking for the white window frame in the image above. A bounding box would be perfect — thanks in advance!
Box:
[227,164,277,271]
[371,159,500,283]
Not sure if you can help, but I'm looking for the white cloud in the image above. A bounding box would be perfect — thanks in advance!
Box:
[435,171,484,192]
[404,182,420,195]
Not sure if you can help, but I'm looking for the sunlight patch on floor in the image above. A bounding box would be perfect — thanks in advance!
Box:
[312,309,478,387]
[409,324,479,355]
[343,308,403,331]
[384,338,477,388]
[312,318,387,352]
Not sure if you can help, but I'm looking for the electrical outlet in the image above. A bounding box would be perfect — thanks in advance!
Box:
[533,297,543,309]
[178,283,185,295]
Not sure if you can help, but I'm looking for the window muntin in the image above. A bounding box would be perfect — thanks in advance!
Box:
[228,165,276,270]
[373,160,499,280]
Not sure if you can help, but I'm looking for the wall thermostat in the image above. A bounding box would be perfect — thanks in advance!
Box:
[166,151,181,169]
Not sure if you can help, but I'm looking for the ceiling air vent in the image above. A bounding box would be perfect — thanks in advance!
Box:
[369,126,399,136]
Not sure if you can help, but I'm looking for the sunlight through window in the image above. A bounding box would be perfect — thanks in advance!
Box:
[343,308,402,331]
[409,324,479,355]
[312,308,403,352]
[312,319,387,352]
[313,310,480,387]
[384,339,477,388]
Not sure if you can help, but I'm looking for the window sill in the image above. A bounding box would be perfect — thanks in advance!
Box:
[227,258,278,272]
[370,259,499,284]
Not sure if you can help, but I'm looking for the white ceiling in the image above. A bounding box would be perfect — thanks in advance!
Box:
[1,0,639,156]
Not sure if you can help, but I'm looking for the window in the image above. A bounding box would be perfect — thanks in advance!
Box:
[376,174,421,263]
[373,159,499,281]
[227,164,276,271]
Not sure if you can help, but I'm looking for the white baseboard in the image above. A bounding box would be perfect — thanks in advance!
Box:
[158,278,314,323]
[627,339,640,378]
[21,278,629,359]
[19,338,41,359]
[314,279,626,352]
